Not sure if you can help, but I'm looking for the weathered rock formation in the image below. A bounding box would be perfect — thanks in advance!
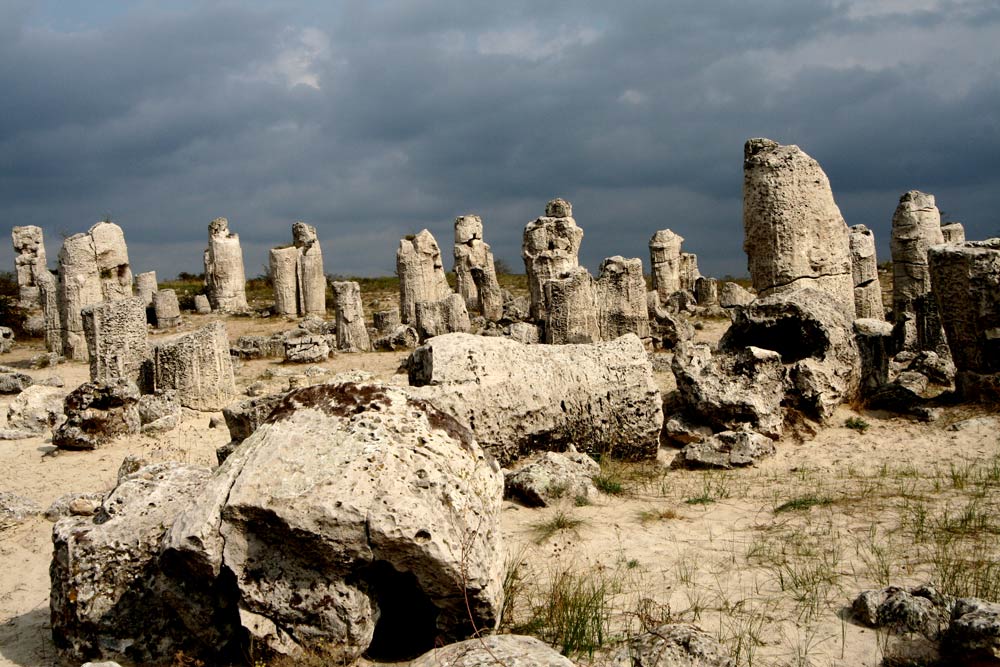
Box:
[330,280,371,351]
[929,239,1000,400]
[57,222,134,360]
[680,252,701,292]
[11,225,47,307]
[269,246,299,315]
[593,256,649,340]
[891,191,944,319]
[941,222,965,245]
[282,330,331,363]
[37,269,63,353]
[135,271,158,307]
[453,215,503,321]
[649,229,684,302]
[695,276,718,306]
[147,322,236,411]
[81,297,148,383]
[504,450,600,507]
[52,379,141,450]
[849,224,884,319]
[269,223,326,317]
[415,293,471,340]
[397,230,451,324]
[203,217,248,313]
[193,294,211,314]
[411,635,575,667]
[719,282,755,308]
[408,333,662,464]
[742,138,854,316]
[543,267,599,344]
[522,199,584,321]
[153,289,181,328]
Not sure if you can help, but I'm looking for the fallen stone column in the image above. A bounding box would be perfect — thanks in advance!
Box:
[81,297,148,383]
[331,280,371,351]
[204,217,248,313]
[543,267,599,344]
[408,332,662,464]
[148,322,236,411]
[522,199,583,321]
[397,230,451,324]
[594,256,649,340]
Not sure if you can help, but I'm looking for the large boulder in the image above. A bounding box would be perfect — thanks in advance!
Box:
[411,634,574,667]
[0,366,33,394]
[162,381,504,663]
[147,322,237,411]
[51,380,140,450]
[504,450,601,507]
[604,623,733,667]
[408,333,662,464]
[6,384,65,433]
[50,462,215,665]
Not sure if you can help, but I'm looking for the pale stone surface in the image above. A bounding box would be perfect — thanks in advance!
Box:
[163,381,504,662]
[51,380,141,450]
[742,138,854,316]
[680,252,701,292]
[929,239,1000,400]
[506,321,540,344]
[330,280,371,351]
[11,225,46,307]
[415,293,471,340]
[148,322,237,411]
[719,282,755,308]
[51,462,213,664]
[523,200,584,321]
[695,276,719,306]
[373,324,419,351]
[649,229,684,302]
[269,245,299,315]
[0,366,32,393]
[604,623,734,667]
[6,384,65,433]
[543,266,599,344]
[453,215,503,321]
[397,229,451,324]
[134,271,158,307]
[941,222,966,245]
[408,333,663,464]
[672,429,776,469]
[850,224,884,319]
[282,330,331,363]
[292,222,326,316]
[0,326,12,353]
[37,268,63,353]
[194,294,211,314]
[373,309,400,334]
[593,256,649,340]
[647,291,695,349]
[891,191,944,320]
[204,217,248,313]
[153,289,181,328]
[81,297,148,383]
[411,635,574,667]
[504,450,600,507]
[90,222,133,300]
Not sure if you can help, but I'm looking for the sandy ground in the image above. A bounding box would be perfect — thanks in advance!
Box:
[1,313,997,667]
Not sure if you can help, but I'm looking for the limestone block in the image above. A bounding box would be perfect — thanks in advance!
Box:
[148,322,237,411]
[891,191,944,318]
[522,200,584,321]
[269,246,299,316]
[194,294,211,314]
[81,297,148,382]
[11,225,46,307]
[135,271,158,307]
[415,293,471,340]
[695,276,718,306]
[331,281,371,351]
[153,289,181,329]
[649,229,684,302]
[850,224,884,319]
[293,222,325,316]
[594,256,649,340]
[204,217,248,313]
[941,222,965,245]
[679,252,701,292]
[543,267,598,344]
[397,230,451,324]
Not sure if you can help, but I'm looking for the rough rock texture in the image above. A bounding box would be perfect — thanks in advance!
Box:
[134,271,157,307]
[506,321,540,344]
[397,230,451,324]
[11,225,47,307]
[720,288,860,422]
[941,222,966,245]
[152,289,180,329]
[58,222,134,360]
[543,267,599,344]
[283,330,331,363]
[81,297,148,383]
[742,138,854,316]
[649,229,684,302]
[594,256,650,340]
[204,217,248,313]
[680,253,701,292]
[907,350,956,386]
[605,623,734,667]
[671,430,776,469]
[410,635,574,667]
[330,281,371,351]
[523,200,584,321]
[408,333,662,464]
[647,292,695,350]
[929,239,1000,400]
[137,391,180,434]
[223,393,285,445]
[852,585,952,639]
[891,191,944,325]
[945,597,1000,663]
[854,319,895,397]
[373,309,401,335]
[193,294,211,314]
[6,384,65,433]
[504,450,600,507]
[719,282,755,308]
[292,222,326,316]
[0,491,41,528]
[695,277,718,306]
[0,326,13,353]
[269,245,299,315]
[231,334,285,360]
[147,322,236,411]
[44,491,105,521]
[454,215,503,321]
[415,293,471,340]
[51,462,214,664]
[162,381,504,662]
[0,366,33,394]
[51,380,141,450]
[849,224,884,319]
[37,269,63,353]
[373,325,419,351]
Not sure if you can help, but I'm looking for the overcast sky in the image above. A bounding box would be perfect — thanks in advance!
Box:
[2,1,998,281]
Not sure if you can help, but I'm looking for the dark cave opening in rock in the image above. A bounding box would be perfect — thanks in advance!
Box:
[725,316,829,363]
[364,560,439,661]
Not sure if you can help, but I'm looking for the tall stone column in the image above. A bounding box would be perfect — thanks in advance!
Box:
[269,246,300,316]
[11,225,47,307]
[849,225,884,320]
[396,229,451,324]
[522,199,583,322]
[649,229,684,303]
[293,222,325,316]
[204,217,248,313]
[454,215,503,322]
[135,271,158,307]
[331,280,371,352]
[594,256,649,340]
[891,191,944,320]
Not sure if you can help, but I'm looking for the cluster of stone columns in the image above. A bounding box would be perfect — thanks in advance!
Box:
[270,222,326,317]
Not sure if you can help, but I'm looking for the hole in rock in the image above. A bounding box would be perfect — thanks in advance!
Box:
[365,561,438,661]
[726,317,828,363]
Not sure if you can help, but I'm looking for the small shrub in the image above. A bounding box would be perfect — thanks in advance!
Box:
[531,510,585,544]
[593,475,624,496]
[774,495,833,513]
[844,416,870,433]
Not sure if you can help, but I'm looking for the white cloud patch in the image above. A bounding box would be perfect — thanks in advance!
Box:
[619,89,646,105]
[476,24,600,61]
[242,26,330,90]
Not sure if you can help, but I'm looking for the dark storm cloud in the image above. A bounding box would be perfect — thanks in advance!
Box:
[1,1,998,281]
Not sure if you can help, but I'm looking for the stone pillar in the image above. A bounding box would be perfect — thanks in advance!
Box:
[854,319,894,398]
[396,229,451,324]
[543,267,599,344]
[649,229,684,303]
[269,246,299,316]
[891,191,944,320]
[91,221,133,300]
[81,297,148,383]
[941,222,965,245]
[373,309,401,335]
[58,233,103,361]
[153,289,181,329]
[330,281,371,352]
[719,282,755,308]
[522,199,584,322]
[148,322,236,411]
[695,277,718,306]
[194,294,212,314]
[204,217,248,313]
[454,215,503,322]
[293,222,326,316]
[742,138,854,317]
[415,294,472,340]
[11,225,46,307]
[594,256,649,340]
[37,269,63,354]
[849,224,884,320]
[679,253,701,293]
[135,271,158,307]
